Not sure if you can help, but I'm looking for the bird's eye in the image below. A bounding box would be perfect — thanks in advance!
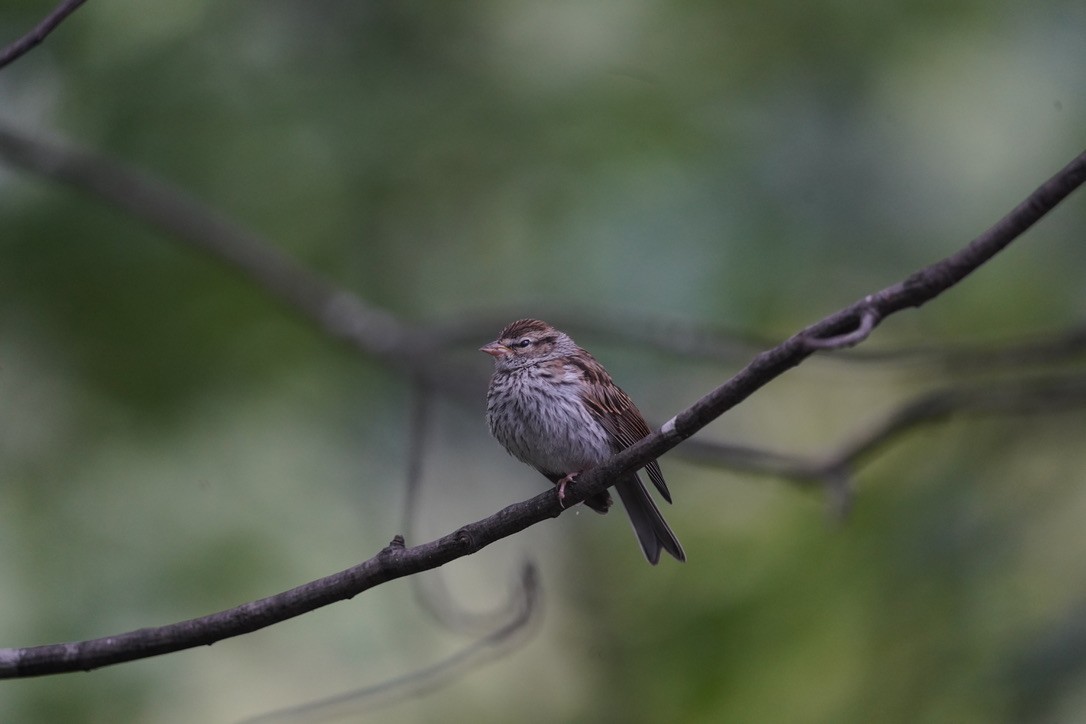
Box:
[516,338,532,348]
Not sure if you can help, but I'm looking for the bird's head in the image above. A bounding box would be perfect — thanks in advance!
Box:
[480,318,575,370]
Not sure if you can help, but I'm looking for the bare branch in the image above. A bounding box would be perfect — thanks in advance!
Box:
[0,0,88,71]
[0,148,1082,678]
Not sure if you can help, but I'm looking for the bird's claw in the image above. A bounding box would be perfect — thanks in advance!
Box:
[556,471,580,508]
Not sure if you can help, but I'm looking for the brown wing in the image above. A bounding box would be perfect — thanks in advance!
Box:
[570,354,673,504]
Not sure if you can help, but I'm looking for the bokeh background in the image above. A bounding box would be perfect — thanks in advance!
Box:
[2,1,1086,722]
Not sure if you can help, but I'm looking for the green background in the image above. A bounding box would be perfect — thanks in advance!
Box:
[1,1,1085,722]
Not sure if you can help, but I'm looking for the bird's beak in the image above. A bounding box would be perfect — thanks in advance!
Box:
[480,342,506,358]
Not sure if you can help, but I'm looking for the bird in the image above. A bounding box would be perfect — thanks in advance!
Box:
[481,318,685,564]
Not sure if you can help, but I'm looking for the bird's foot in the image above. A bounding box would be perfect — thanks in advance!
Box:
[556,471,581,508]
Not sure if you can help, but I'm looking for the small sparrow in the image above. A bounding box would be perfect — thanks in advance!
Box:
[481,319,685,564]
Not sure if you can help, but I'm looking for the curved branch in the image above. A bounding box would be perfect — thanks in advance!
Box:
[0,148,1083,678]
[802,304,882,350]
[0,0,88,71]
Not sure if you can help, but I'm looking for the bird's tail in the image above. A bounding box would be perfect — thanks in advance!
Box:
[614,475,686,564]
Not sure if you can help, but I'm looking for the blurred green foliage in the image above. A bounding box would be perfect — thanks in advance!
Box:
[1,1,1085,722]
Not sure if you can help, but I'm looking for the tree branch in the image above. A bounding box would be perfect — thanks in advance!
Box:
[0,147,1082,678]
[0,0,88,71]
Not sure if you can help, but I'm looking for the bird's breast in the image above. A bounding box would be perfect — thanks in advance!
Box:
[486,367,612,475]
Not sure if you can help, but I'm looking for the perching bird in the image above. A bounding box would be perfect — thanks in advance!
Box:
[481,319,684,564]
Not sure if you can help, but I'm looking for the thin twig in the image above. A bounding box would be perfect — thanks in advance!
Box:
[0,0,88,71]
